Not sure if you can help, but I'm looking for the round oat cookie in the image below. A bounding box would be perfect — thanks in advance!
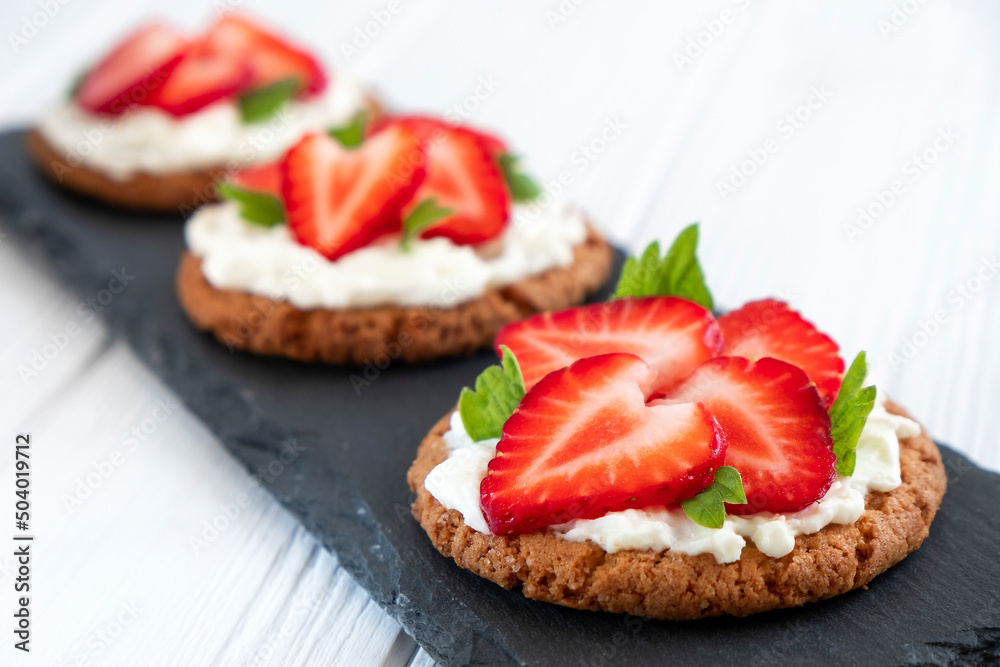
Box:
[406,401,947,620]
[26,95,385,213]
[176,228,613,365]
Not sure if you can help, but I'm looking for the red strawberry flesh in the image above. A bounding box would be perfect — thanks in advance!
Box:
[202,14,326,95]
[77,23,188,115]
[144,39,252,117]
[719,299,845,404]
[495,296,723,392]
[396,121,509,245]
[281,127,425,260]
[372,115,508,156]
[480,353,726,535]
[659,356,836,515]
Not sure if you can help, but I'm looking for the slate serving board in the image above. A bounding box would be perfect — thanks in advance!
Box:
[2,129,998,666]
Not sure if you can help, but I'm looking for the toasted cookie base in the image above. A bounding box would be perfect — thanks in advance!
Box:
[26,95,384,213]
[176,228,613,365]
[407,401,947,620]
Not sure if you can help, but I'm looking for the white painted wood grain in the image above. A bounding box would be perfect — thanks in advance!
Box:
[1,1,998,665]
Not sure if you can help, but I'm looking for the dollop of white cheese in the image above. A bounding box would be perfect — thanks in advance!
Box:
[36,70,368,180]
[184,199,587,309]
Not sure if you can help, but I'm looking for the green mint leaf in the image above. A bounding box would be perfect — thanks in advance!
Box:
[837,350,868,404]
[838,448,857,479]
[219,182,284,227]
[498,153,541,202]
[328,110,368,148]
[613,223,714,310]
[400,198,453,251]
[613,241,662,300]
[238,78,300,124]
[681,487,725,529]
[458,345,526,441]
[829,352,877,476]
[681,466,746,529]
[712,465,747,504]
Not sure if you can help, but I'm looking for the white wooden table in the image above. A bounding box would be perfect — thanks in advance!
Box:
[2,1,998,664]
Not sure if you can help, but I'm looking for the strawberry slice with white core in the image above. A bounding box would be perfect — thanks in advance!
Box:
[203,14,326,95]
[76,23,188,115]
[281,127,426,260]
[658,356,836,515]
[377,118,510,245]
[481,353,726,535]
[718,299,845,405]
[144,39,252,117]
[495,296,723,392]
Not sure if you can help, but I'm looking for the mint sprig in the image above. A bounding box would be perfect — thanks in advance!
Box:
[829,352,877,476]
[613,223,714,310]
[681,466,746,529]
[401,198,453,251]
[497,153,541,202]
[238,78,300,124]
[458,345,526,441]
[219,182,284,227]
[328,110,368,148]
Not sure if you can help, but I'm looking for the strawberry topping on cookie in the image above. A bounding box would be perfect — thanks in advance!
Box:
[658,356,837,515]
[76,23,188,115]
[495,296,723,391]
[202,14,326,95]
[145,41,252,117]
[718,299,845,405]
[467,226,863,534]
[377,118,510,245]
[480,353,726,535]
[281,126,426,260]
[75,14,326,117]
[215,112,542,259]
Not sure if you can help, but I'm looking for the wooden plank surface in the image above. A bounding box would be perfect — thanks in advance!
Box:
[1,1,997,664]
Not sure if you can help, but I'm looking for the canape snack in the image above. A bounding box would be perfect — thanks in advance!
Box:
[408,226,946,618]
[29,14,380,211]
[177,116,613,363]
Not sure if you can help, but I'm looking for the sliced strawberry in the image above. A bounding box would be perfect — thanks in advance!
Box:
[144,39,252,116]
[473,131,507,159]
[659,356,836,515]
[718,299,845,405]
[481,353,726,535]
[376,116,508,156]
[372,118,510,245]
[203,14,326,95]
[495,296,723,392]
[281,127,425,260]
[384,121,508,245]
[77,23,188,115]
[229,161,282,198]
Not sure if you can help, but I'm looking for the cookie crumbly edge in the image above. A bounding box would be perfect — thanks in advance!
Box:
[26,94,385,213]
[176,227,613,365]
[407,401,947,620]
